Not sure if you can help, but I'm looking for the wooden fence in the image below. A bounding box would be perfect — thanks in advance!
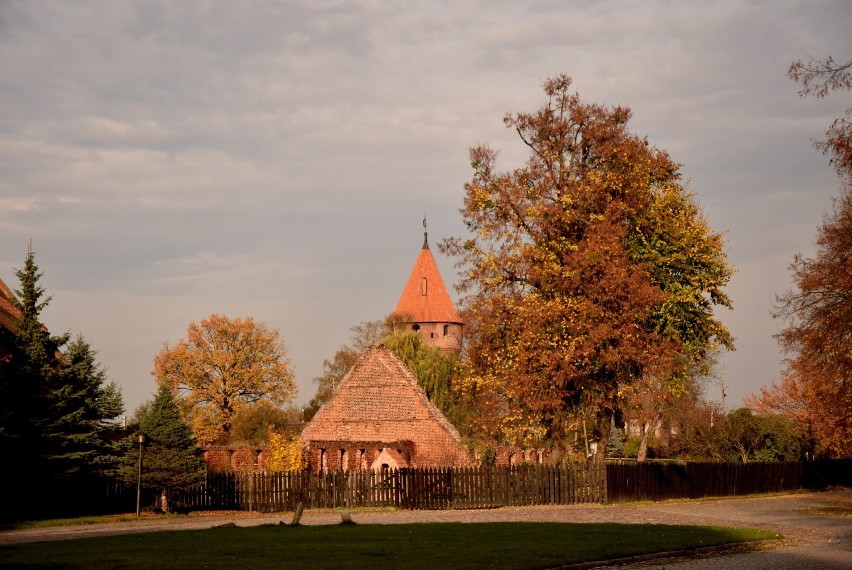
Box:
[162,460,851,513]
[604,460,852,503]
[171,464,606,512]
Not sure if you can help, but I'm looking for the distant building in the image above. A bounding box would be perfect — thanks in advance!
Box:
[393,223,463,354]
[0,276,20,362]
[300,346,469,471]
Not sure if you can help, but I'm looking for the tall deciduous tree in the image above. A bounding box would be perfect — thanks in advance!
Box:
[442,75,733,461]
[751,189,852,457]
[154,314,296,443]
[750,56,852,458]
[788,56,851,176]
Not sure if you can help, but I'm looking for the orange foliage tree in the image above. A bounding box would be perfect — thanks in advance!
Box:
[788,56,851,176]
[749,56,852,458]
[154,314,297,444]
[748,189,852,457]
[443,76,733,461]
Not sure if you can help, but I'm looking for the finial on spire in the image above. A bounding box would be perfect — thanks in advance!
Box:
[422,216,429,249]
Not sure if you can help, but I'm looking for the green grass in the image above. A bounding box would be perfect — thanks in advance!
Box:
[1,514,149,530]
[0,522,778,569]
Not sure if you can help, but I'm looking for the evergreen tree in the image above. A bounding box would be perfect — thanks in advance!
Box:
[1,249,125,519]
[0,249,69,518]
[46,336,124,481]
[121,383,204,512]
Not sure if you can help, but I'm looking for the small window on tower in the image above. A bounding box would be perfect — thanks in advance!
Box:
[421,277,427,296]
[412,324,420,331]
[443,324,449,336]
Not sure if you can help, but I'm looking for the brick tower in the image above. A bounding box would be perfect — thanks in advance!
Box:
[393,221,463,354]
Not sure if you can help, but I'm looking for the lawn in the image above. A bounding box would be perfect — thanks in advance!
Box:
[0,522,777,569]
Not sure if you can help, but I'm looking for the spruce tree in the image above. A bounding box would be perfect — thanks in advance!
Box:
[121,383,204,512]
[49,336,124,481]
[1,249,125,519]
[1,249,68,518]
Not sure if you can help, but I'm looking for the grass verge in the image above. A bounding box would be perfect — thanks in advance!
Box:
[0,522,777,569]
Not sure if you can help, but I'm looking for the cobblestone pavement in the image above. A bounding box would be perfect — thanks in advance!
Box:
[1,489,850,569]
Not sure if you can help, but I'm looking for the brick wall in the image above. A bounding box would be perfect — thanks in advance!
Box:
[204,445,266,473]
[300,347,471,471]
[305,440,415,472]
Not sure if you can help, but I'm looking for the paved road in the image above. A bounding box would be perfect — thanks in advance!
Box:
[1,489,850,568]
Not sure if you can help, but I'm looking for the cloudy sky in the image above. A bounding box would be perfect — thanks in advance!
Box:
[1,1,850,415]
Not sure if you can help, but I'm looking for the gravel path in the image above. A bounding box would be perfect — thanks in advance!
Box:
[1,488,850,568]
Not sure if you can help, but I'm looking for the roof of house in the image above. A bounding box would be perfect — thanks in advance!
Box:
[300,345,463,445]
[0,276,20,333]
[393,237,462,325]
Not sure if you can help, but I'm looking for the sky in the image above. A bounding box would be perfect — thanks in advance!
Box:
[1,1,850,417]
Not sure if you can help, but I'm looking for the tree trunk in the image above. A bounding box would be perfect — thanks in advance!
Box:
[548,441,565,466]
[594,408,612,464]
[637,412,662,462]
[160,488,171,513]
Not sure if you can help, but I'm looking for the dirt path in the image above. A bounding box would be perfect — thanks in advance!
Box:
[2,489,850,568]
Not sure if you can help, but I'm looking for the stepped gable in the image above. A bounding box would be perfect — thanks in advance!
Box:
[393,237,462,325]
[301,345,468,468]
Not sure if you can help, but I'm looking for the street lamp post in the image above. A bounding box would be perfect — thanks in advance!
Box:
[136,433,145,518]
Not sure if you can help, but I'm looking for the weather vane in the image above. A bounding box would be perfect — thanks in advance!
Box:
[422,216,428,249]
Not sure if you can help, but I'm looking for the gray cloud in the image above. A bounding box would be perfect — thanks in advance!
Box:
[1,0,850,412]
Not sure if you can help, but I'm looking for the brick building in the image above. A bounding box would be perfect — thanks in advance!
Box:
[300,346,470,471]
[0,277,21,362]
[393,224,463,354]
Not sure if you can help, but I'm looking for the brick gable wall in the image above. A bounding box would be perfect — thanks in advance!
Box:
[301,346,470,470]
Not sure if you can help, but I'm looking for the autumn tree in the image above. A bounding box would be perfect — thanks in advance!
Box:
[230,400,300,445]
[442,75,733,461]
[265,429,306,472]
[745,375,818,453]
[623,351,718,461]
[749,56,852,457]
[154,314,297,444]
[789,56,852,176]
[750,189,852,457]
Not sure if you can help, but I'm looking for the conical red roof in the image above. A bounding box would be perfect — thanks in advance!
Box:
[394,242,462,324]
